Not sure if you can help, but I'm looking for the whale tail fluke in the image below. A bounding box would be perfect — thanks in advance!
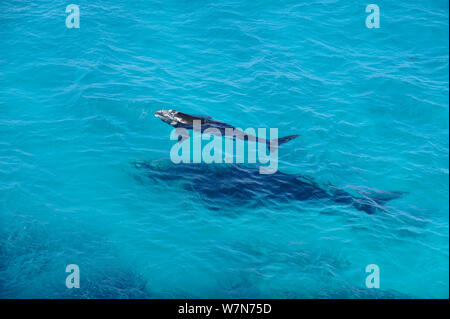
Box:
[351,189,407,214]
[370,190,405,205]
[268,134,301,153]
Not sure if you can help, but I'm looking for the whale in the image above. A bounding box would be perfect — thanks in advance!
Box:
[134,159,404,214]
[154,109,300,152]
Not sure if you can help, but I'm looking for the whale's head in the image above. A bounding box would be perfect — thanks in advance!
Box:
[154,109,180,126]
[155,109,201,126]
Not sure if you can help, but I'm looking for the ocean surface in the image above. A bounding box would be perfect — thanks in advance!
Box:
[0,0,448,298]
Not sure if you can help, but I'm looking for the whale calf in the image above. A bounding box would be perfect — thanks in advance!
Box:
[135,159,404,214]
[154,109,300,152]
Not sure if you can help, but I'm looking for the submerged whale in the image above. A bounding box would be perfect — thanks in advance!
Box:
[154,109,300,152]
[134,159,403,214]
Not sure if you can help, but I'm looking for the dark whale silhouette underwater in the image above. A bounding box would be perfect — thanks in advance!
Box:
[134,159,404,214]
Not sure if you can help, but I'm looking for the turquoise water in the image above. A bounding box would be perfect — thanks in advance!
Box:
[1,0,448,298]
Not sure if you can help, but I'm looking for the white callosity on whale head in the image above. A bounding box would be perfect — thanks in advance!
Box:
[154,109,179,124]
[155,109,194,125]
